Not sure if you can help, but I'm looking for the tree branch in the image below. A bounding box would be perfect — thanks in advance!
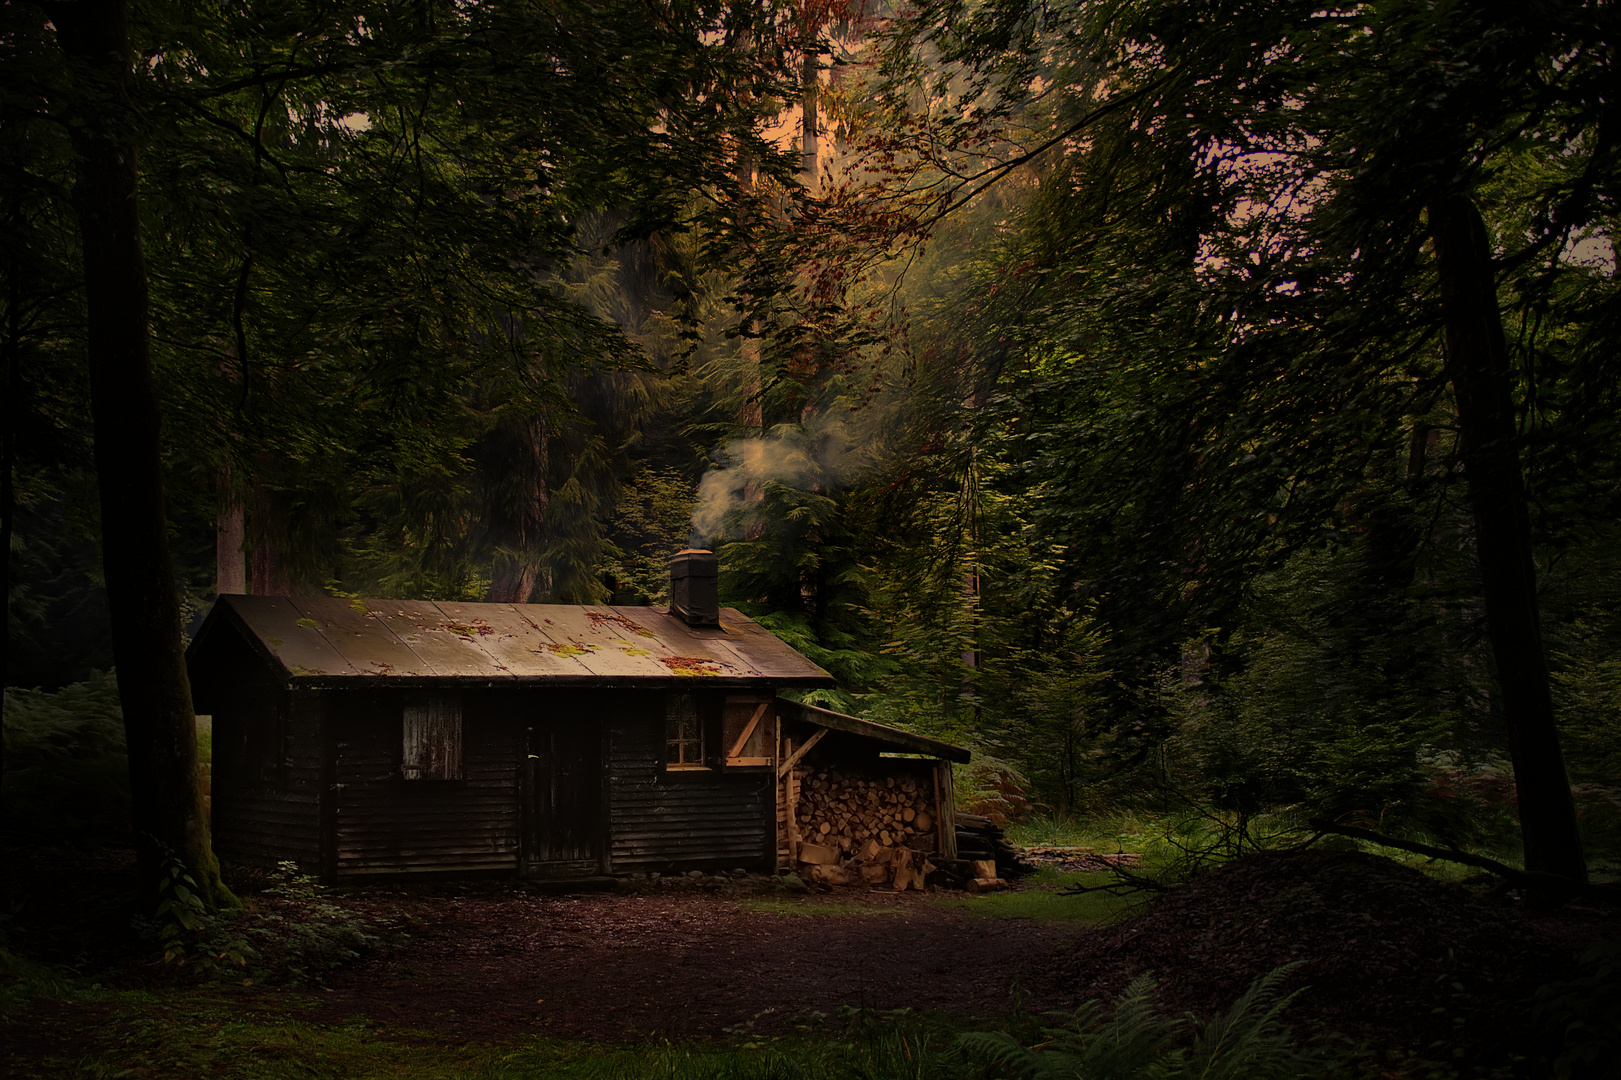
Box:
[1305,819,1620,903]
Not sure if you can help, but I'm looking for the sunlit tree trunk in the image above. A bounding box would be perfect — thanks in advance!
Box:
[48,0,233,908]
[1430,193,1586,885]
[801,47,819,186]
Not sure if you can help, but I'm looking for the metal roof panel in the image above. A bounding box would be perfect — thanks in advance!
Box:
[196,596,834,688]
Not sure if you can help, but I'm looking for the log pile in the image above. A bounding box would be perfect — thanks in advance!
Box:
[792,766,939,889]
[953,813,1033,880]
[967,859,1009,892]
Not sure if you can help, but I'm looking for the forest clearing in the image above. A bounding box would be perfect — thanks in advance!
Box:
[3,827,1613,1079]
[4,0,1621,1076]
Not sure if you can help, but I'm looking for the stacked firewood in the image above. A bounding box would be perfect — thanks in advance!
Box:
[796,836,936,890]
[796,769,937,853]
[954,813,1033,882]
[792,767,938,888]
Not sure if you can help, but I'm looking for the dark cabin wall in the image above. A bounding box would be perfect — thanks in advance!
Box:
[192,630,322,869]
[607,691,775,872]
[332,689,521,877]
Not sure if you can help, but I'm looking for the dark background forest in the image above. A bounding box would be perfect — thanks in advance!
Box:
[3,0,1621,1075]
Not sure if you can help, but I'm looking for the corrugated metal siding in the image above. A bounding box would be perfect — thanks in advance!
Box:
[333,692,520,876]
[607,704,773,871]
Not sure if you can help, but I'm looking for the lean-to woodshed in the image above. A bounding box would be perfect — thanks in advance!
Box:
[773,698,970,883]
[188,551,863,882]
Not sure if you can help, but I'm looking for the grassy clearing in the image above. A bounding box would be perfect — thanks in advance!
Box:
[0,984,975,1080]
[4,974,1385,1080]
[1003,809,1581,889]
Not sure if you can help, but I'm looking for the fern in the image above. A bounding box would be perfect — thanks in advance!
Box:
[958,966,1329,1080]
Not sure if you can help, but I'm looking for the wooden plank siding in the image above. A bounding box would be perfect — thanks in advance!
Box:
[201,633,324,869]
[332,691,521,877]
[607,701,775,872]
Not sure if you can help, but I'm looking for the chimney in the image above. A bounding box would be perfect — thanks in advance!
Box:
[670,548,720,627]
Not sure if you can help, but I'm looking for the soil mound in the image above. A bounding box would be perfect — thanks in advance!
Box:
[1051,849,1606,1068]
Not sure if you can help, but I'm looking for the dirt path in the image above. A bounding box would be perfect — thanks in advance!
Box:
[289,885,1088,1040]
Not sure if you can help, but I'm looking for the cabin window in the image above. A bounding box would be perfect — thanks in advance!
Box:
[664,693,706,770]
[403,692,463,780]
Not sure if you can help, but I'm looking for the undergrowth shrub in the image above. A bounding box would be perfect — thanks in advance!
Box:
[1533,936,1621,1080]
[959,965,1342,1080]
[597,968,1360,1079]
[135,860,395,986]
[131,848,254,979]
[1,672,130,842]
[237,862,396,984]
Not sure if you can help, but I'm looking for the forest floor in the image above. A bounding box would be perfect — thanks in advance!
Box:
[1,843,1616,1077]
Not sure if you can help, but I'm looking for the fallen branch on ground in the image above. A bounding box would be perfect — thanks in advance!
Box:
[1304,818,1621,905]
[1059,859,1170,896]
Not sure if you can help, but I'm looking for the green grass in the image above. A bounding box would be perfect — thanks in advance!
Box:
[1005,812,1162,852]
[933,867,1141,924]
[2,969,1406,1080]
[0,983,971,1080]
[1004,809,1570,889]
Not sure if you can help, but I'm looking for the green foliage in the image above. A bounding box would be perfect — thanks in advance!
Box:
[0,956,1390,1080]
[0,672,130,842]
[132,860,391,986]
[958,967,1331,1080]
[600,467,699,605]
[1533,937,1621,1080]
[132,847,255,977]
[798,0,1621,869]
[2,0,809,636]
[234,862,392,986]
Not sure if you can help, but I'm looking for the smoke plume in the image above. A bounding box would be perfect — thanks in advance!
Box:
[689,412,858,547]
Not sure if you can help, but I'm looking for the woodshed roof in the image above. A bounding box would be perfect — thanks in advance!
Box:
[191,594,836,690]
[776,698,972,763]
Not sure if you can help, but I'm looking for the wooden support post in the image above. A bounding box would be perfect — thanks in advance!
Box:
[935,760,958,860]
[781,737,797,866]
[777,726,828,778]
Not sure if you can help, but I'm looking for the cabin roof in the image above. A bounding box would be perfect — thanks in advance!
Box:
[190,594,836,690]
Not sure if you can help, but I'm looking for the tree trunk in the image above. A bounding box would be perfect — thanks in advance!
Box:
[249,459,290,595]
[1430,193,1586,884]
[486,415,548,603]
[1,238,19,789]
[801,47,819,186]
[49,0,233,908]
[216,468,246,595]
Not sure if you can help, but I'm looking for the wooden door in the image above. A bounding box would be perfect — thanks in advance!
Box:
[522,719,605,876]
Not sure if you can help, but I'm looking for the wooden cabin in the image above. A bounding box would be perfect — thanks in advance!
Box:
[188,551,967,883]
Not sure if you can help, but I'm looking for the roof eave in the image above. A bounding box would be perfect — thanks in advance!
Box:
[278,673,839,692]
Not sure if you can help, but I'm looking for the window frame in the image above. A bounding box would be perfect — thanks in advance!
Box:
[663,692,709,771]
[402,691,464,781]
